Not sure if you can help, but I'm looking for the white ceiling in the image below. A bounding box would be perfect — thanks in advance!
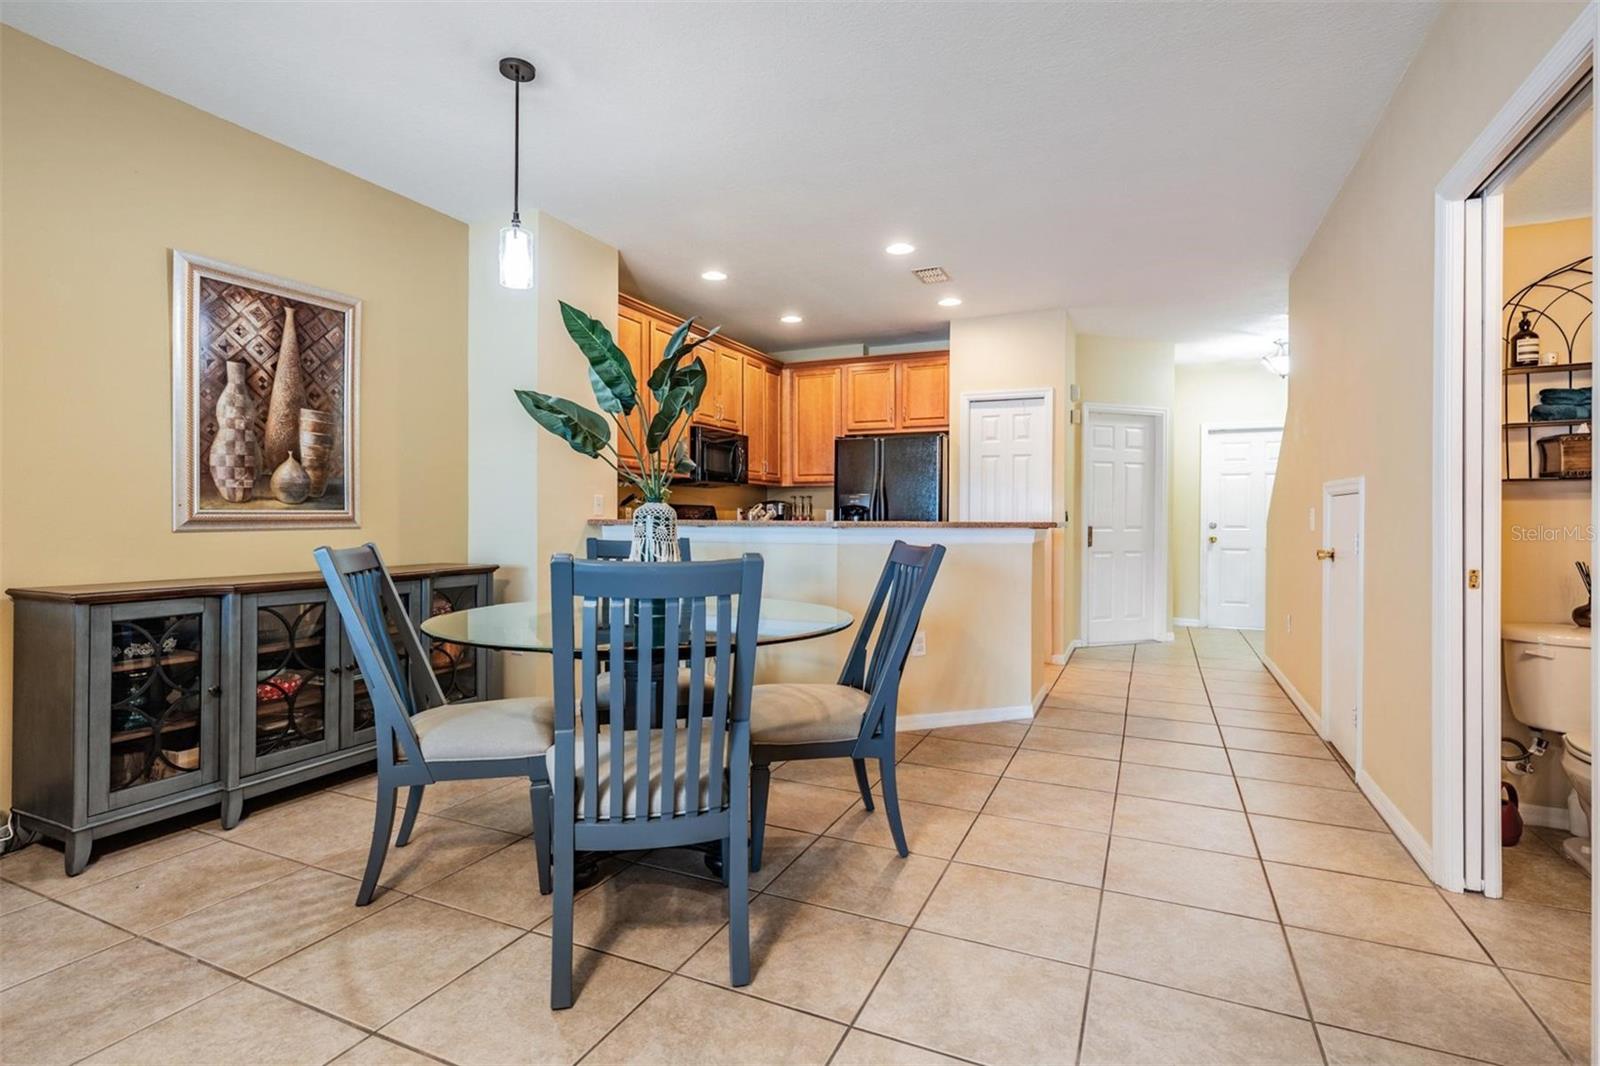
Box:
[1505,104,1593,227]
[3,1,1439,351]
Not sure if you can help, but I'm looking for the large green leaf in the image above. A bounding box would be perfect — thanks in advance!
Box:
[559,301,637,415]
[645,358,708,451]
[514,390,611,456]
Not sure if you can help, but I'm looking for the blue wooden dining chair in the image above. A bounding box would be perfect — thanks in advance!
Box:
[545,552,763,1009]
[748,540,945,867]
[315,543,556,905]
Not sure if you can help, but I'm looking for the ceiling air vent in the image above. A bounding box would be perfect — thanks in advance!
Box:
[912,266,951,284]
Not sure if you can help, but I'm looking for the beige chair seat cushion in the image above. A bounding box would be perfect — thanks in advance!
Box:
[593,663,718,711]
[546,728,717,819]
[750,683,869,746]
[413,697,555,762]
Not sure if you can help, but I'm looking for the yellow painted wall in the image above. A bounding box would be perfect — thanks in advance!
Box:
[1501,218,1592,811]
[948,310,1075,654]
[1171,362,1289,623]
[0,29,470,809]
[1270,1,1588,844]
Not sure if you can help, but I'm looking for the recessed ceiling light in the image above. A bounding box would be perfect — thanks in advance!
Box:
[885,242,916,256]
[700,269,727,281]
[938,296,963,307]
[780,313,803,324]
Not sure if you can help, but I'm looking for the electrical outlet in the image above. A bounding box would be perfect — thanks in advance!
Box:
[911,631,927,657]
[593,493,606,515]
[1285,613,1294,635]
[1308,507,1316,532]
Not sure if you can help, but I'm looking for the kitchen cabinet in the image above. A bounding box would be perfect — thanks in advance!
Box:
[614,304,650,469]
[897,353,950,429]
[843,361,898,433]
[689,342,745,432]
[743,357,784,484]
[785,365,843,484]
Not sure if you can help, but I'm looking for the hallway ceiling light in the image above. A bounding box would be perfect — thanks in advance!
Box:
[885,242,916,256]
[780,313,803,324]
[496,57,537,290]
[701,269,728,281]
[938,296,962,307]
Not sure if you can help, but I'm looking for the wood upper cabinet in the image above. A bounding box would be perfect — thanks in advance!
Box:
[785,365,842,484]
[763,363,782,485]
[743,356,778,484]
[714,345,744,431]
[897,353,949,430]
[614,304,650,469]
[842,361,898,433]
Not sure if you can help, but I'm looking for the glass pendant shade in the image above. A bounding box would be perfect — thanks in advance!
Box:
[499,221,534,290]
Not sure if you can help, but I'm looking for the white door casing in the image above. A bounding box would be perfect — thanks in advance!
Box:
[1081,405,1169,645]
[1201,425,1282,629]
[1321,479,1365,771]
[960,390,1054,522]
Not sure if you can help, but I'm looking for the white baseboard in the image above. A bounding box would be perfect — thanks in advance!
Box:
[1357,767,1435,877]
[1261,653,1321,733]
[1160,631,1176,643]
[900,704,1035,732]
[1518,801,1571,831]
[1173,617,1202,628]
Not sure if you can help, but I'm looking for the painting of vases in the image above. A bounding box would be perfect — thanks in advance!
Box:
[173,251,360,531]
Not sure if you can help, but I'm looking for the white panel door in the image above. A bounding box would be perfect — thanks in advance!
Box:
[1085,411,1159,644]
[965,395,1052,521]
[1203,428,1281,629]
[1324,489,1362,766]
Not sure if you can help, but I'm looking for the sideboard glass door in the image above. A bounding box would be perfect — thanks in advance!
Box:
[89,598,220,813]
[240,589,339,776]
[425,575,490,703]
[339,579,421,748]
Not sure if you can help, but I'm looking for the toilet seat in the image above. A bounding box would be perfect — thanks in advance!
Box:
[1566,731,1592,766]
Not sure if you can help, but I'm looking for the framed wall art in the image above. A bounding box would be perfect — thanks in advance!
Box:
[172,251,360,530]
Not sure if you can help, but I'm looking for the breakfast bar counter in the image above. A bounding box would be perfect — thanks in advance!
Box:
[588,519,1060,728]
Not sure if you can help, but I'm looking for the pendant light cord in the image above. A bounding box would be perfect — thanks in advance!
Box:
[511,77,521,225]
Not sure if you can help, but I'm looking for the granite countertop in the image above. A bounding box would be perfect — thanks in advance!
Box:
[589,519,1058,530]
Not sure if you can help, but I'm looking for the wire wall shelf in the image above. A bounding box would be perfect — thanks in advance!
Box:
[1503,255,1592,481]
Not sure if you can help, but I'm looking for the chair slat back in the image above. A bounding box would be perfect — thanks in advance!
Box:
[314,543,445,771]
[839,541,946,736]
[551,554,762,826]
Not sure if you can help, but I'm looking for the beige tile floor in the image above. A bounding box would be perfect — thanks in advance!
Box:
[0,628,1590,1064]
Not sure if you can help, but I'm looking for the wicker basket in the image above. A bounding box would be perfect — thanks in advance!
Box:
[1537,432,1592,478]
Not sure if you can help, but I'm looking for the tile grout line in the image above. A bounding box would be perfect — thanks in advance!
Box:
[1200,630,1329,1066]
[1071,639,1138,1065]
[822,655,1073,1065]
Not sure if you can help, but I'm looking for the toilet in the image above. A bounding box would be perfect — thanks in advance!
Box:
[1502,621,1592,872]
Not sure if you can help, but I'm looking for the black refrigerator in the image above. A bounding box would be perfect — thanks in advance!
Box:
[834,433,948,521]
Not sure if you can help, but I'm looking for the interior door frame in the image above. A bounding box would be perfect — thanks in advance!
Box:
[957,387,1056,522]
[1078,403,1171,645]
[1198,421,1284,629]
[1430,7,1596,901]
[1320,477,1366,777]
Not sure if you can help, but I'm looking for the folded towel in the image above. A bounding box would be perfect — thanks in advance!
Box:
[1539,387,1591,405]
[1531,403,1591,422]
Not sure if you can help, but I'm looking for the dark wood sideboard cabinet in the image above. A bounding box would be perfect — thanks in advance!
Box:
[7,563,497,875]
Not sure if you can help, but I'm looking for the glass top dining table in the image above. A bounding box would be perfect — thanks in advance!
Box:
[419,597,855,654]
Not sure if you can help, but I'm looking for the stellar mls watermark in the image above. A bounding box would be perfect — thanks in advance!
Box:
[1509,523,1596,542]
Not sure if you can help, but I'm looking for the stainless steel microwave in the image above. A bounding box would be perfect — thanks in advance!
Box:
[689,426,747,484]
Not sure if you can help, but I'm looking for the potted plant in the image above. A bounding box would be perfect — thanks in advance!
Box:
[515,302,719,560]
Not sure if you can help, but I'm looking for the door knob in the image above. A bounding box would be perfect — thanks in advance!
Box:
[1316,548,1336,561]
[1208,535,1218,544]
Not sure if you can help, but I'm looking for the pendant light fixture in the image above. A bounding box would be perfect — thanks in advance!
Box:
[497,56,537,289]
